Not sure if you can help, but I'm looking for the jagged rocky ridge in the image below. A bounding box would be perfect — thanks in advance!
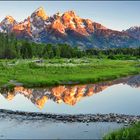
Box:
[123,26,140,41]
[0,7,140,48]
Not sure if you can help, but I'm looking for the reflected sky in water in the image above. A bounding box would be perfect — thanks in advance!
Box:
[0,75,140,115]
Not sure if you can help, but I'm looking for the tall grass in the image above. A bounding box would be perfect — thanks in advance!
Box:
[103,122,140,140]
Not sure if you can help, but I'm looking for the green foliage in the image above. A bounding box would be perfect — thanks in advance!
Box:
[0,32,140,59]
[0,33,17,59]
[107,55,117,60]
[20,41,33,59]
[86,47,140,60]
[28,62,42,69]
[103,122,140,140]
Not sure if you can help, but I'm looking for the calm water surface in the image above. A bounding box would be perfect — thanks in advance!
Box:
[0,119,124,139]
[0,75,140,115]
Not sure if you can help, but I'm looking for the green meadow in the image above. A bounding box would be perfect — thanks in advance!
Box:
[0,58,140,88]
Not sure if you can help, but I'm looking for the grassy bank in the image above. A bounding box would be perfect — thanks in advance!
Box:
[0,58,140,88]
[103,122,140,140]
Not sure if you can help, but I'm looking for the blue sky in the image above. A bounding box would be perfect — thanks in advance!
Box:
[0,1,140,31]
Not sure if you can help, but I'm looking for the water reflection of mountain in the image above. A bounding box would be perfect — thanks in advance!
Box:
[124,75,140,88]
[1,75,140,109]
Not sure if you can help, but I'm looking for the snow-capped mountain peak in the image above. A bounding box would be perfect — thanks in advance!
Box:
[0,7,139,48]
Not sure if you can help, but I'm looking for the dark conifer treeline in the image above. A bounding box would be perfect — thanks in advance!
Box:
[86,47,140,59]
[0,33,140,59]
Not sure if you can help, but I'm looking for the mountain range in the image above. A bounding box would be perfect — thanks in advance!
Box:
[0,7,140,48]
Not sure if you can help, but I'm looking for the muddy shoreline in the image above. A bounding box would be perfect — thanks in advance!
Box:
[0,109,139,124]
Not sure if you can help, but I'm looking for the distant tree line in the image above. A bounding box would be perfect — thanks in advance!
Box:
[86,47,140,59]
[0,32,140,59]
